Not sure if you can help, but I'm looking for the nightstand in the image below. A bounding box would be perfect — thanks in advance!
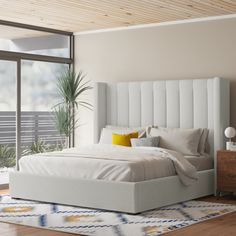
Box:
[217,150,236,197]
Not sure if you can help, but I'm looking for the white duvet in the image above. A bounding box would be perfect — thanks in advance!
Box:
[19,144,197,186]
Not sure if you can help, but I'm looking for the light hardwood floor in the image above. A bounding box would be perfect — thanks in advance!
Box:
[0,189,235,236]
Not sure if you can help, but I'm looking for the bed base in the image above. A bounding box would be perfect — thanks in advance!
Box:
[9,169,214,214]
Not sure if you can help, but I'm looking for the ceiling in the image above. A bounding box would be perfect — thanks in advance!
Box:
[0,0,236,35]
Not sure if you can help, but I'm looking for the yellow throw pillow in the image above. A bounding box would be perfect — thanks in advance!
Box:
[112,132,139,147]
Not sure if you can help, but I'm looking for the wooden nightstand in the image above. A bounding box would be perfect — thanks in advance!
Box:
[217,150,236,197]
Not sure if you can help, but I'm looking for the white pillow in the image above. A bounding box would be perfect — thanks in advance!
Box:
[99,127,145,144]
[146,127,201,156]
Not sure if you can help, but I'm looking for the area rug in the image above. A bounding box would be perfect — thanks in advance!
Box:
[0,195,235,236]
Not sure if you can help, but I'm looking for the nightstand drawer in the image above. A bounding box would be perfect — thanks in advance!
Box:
[218,173,236,186]
[217,155,236,164]
[217,163,236,175]
[217,150,236,193]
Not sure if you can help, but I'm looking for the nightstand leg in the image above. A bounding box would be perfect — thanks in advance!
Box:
[216,189,221,199]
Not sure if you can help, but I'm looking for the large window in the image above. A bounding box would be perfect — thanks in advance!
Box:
[21,60,66,111]
[0,21,73,186]
[0,60,16,184]
[21,61,68,151]
[0,25,70,58]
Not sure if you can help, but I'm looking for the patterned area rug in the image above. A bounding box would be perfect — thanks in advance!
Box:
[0,195,235,236]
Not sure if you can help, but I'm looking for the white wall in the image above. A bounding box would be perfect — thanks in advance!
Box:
[74,17,236,145]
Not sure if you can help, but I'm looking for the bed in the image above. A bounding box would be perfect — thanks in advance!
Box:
[18,145,213,182]
[9,77,229,213]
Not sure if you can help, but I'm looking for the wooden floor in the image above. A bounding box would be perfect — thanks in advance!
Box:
[0,189,235,236]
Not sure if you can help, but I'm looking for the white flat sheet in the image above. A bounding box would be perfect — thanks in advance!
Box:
[19,144,206,185]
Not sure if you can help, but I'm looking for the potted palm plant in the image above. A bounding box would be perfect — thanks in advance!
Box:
[53,68,92,148]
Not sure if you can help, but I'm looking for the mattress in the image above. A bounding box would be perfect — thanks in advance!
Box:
[19,144,211,183]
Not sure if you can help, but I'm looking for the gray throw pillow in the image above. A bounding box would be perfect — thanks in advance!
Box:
[131,137,160,147]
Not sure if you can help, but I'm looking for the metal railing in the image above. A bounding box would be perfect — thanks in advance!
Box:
[0,111,64,148]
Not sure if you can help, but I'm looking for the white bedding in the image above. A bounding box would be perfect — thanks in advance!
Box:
[19,144,199,186]
[185,155,213,171]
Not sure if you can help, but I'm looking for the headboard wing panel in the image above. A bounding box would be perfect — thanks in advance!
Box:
[94,78,229,158]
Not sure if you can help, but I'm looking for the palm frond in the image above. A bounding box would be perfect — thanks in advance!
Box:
[52,105,72,137]
[56,68,93,106]
[53,68,93,144]
[78,101,93,110]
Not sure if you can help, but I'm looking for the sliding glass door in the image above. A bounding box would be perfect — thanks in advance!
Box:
[21,60,68,154]
[0,20,73,187]
[0,59,17,185]
[0,58,69,187]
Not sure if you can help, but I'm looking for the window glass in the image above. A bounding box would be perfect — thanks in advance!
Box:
[21,60,68,153]
[0,25,70,58]
[0,60,16,184]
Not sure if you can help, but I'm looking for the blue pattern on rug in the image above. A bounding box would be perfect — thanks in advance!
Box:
[0,194,235,236]
[51,203,58,213]
[39,215,47,227]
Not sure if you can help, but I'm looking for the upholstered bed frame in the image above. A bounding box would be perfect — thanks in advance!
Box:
[10,77,229,213]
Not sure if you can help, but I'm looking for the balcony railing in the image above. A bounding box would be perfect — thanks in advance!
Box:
[0,111,64,148]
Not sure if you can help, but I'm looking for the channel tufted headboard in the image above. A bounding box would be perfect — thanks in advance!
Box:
[94,77,229,159]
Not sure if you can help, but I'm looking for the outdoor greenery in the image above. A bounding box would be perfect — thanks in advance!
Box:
[22,140,64,156]
[0,140,64,169]
[0,145,16,168]
[28,139,48,154]
[0,69,93,169]
[53,68,93,147]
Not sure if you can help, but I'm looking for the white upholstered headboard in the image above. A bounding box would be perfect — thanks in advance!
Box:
[94,77,229,158]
